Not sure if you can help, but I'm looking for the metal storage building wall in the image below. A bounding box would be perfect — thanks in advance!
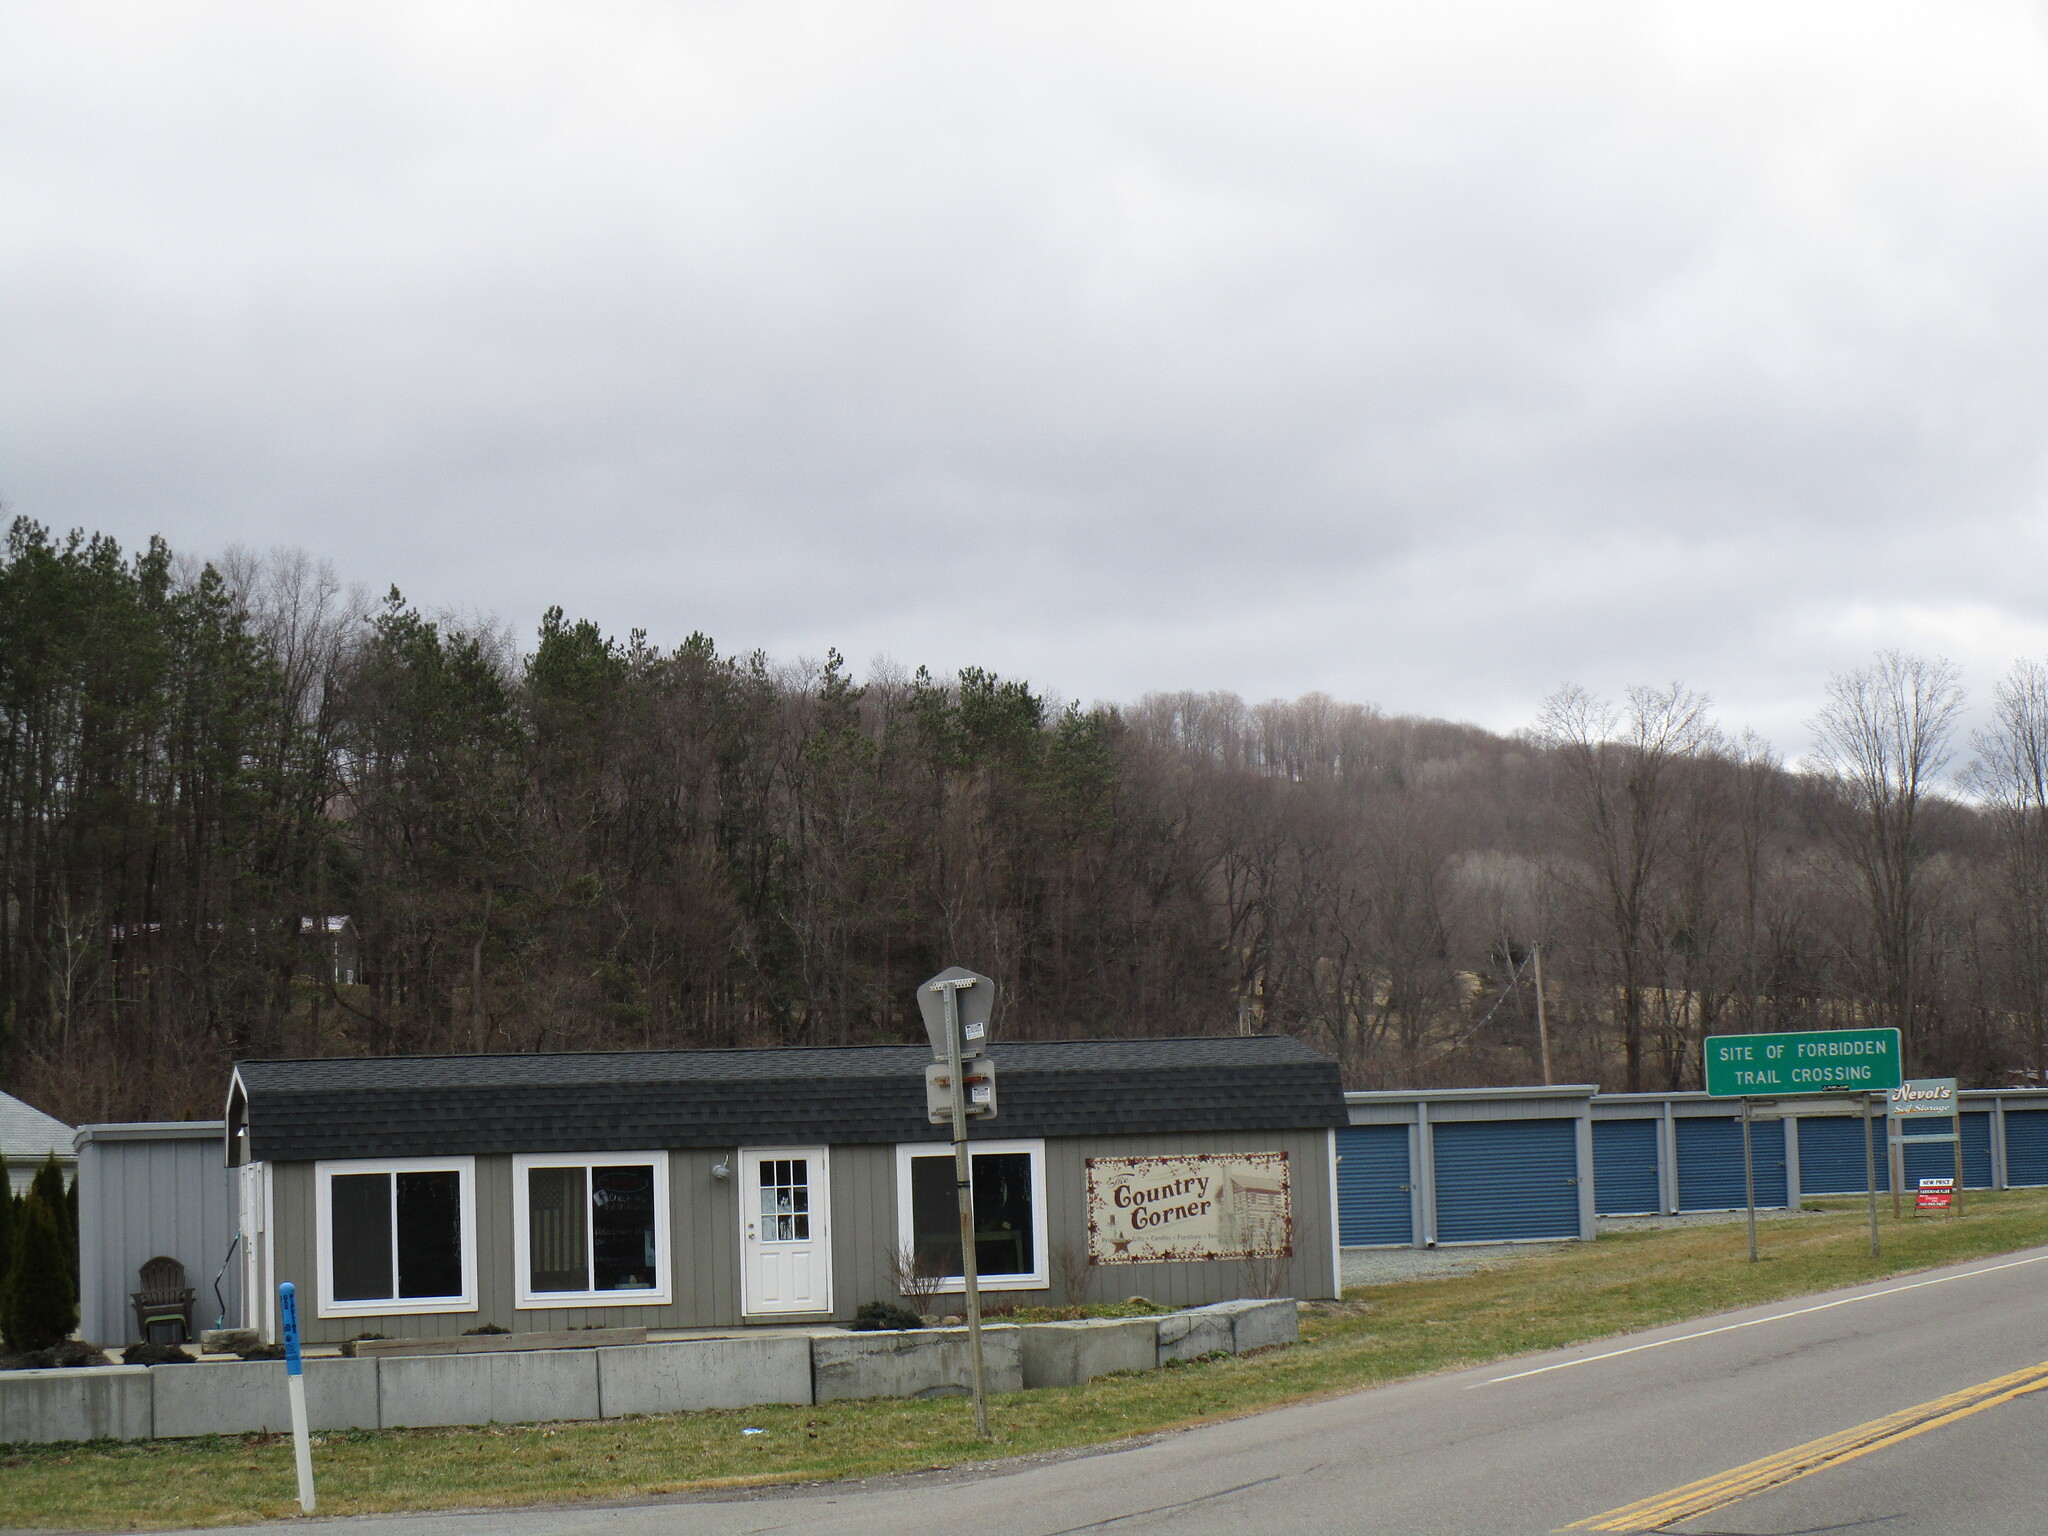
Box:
[2007,1108,2048,1186]
[1592,1119,1661,1215]
[1344,1087,1596,1247]
[1433,1120,1581,1241]
[1335,1125,1412,1246]
[1675,1116,1788,1211]
[1796,1115,1889,1194]
[76,1121,239,1347]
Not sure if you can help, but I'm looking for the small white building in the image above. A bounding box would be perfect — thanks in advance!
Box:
[1,1089,75,1196]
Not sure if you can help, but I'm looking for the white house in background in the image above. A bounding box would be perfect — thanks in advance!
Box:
[1,1089,75,1195]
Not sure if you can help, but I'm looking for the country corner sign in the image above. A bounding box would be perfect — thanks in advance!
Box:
[1085,1153,1292,1264]
[1703,1028,1902,1097]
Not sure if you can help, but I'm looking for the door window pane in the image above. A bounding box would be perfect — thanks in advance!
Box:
[592,1165,658,1290]
[395,1170,464,1299]
[331,1173,392,1302]
[528,1166,589,1293]
[758,1158,810,1243]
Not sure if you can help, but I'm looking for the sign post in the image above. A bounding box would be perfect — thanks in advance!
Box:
[1740,1097,1758,1264]
[917,966,996,1441]
[278,1281,315,1514]
[1888,1079,1962,1221]
[1705,1029,1902,1265]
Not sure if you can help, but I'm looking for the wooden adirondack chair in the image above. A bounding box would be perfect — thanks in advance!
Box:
[131,1256,196,1344]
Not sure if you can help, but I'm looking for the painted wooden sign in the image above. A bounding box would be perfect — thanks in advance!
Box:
[1085,1152,1291,1264]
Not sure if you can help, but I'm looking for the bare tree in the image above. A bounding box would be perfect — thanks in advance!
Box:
[1539,683,1717,1090]
[1966,660,2048,1076]
[1810,651,1964,1063]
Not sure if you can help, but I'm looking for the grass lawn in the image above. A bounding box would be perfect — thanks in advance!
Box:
[9,1190,2047,1531]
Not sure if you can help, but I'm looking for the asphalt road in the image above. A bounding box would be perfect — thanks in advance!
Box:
[210,1246,2048,1536]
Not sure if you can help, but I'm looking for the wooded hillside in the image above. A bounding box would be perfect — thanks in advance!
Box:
[6,518,2046,1123]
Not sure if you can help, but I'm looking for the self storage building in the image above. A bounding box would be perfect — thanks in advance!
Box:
[223,1036,1346,1342]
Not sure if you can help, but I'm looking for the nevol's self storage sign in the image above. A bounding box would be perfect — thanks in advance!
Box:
[1704,1028,1902,1097]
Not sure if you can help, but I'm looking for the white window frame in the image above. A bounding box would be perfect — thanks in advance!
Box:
[894,1138,1050,1291]
[314,1156,478,1319]
[511,1152,673,1309]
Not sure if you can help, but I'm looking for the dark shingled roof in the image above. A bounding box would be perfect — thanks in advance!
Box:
[229,1036,1344,1162]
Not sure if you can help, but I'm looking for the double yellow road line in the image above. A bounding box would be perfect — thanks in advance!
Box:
[1562,1359,2048,1532]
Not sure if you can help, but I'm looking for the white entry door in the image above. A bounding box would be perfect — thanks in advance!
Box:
[740,1148,832,1315]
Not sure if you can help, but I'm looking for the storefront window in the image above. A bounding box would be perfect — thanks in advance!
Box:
[514,1154,670,1305]
[896,1141,1048,1288]
[316,1158,475,1316]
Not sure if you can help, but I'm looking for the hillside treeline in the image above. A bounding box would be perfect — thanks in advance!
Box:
[5,517,2048,1123]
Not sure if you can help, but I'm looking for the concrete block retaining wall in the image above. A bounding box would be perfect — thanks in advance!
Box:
[0,1365,152,1445]
[1019,1317,1157,1389]
[812,1325,1022,1402]
[379,1347,602,1429]
[597,1337,812,1416]
[1157,1299,1297,1365]
[151,1359,378,1437]
[0,1300,1296,1444]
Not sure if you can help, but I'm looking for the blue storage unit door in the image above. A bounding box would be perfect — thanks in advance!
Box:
[1593,1119,1661,1215]
[1899,1114,1993,1190]
[1798,1115,1889,1194]
[1432,1119,1581,1242]
[2008,1109,2048,1186]
[1336,1125,1413,1245]
[1675,1116,1788,1210]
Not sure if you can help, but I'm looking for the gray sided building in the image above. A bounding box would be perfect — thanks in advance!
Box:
[225,1036,1346,1343]
[75,1120,241,1346]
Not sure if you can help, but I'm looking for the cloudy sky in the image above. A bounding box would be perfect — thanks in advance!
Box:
[5,2,2047,752]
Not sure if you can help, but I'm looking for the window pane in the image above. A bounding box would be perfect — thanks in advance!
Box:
[396,1170,464,1299]
[909,1155,961,1276]
[591,1164,658,1291]
[528,1166,589,1293]
[756,1158,811,1245]
[331,1173,392,1301]
[972,1152,1034,1279]
[910,1152,1034,1280]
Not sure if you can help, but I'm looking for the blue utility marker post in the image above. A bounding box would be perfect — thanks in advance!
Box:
[278,1282,316,1513]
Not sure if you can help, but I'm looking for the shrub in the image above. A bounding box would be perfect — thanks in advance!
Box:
[462,1322,511,1335]
[3,1193,76,1352]
[123,1341,196,1366]
[2,1339,103,1370]
[850,1301,926,1332]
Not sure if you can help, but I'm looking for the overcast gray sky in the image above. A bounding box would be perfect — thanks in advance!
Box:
[5,2,2046,752]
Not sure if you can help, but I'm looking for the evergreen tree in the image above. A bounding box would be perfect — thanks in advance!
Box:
[0,1175,15,1299]
[28,1154,74,1293]
[3,1191,76,1352]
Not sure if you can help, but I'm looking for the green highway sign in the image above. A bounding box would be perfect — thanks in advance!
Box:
[1704,1028,1902,1097]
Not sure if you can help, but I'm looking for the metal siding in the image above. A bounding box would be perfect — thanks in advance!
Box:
[1898,1115,1993,1190]
[1335,1125,1412,1245]
[270,1124,1342,1340]
[1431,1120,1580,1242]
[77,1133,240,1346]
[1797,1117,1890,1194]
[1591,1119,1661,1216]
[2007,1109,2048,1186]
[1675,1117,1788,1210]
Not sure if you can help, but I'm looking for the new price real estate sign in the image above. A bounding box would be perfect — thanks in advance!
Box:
[1704,1028,1903,1098]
